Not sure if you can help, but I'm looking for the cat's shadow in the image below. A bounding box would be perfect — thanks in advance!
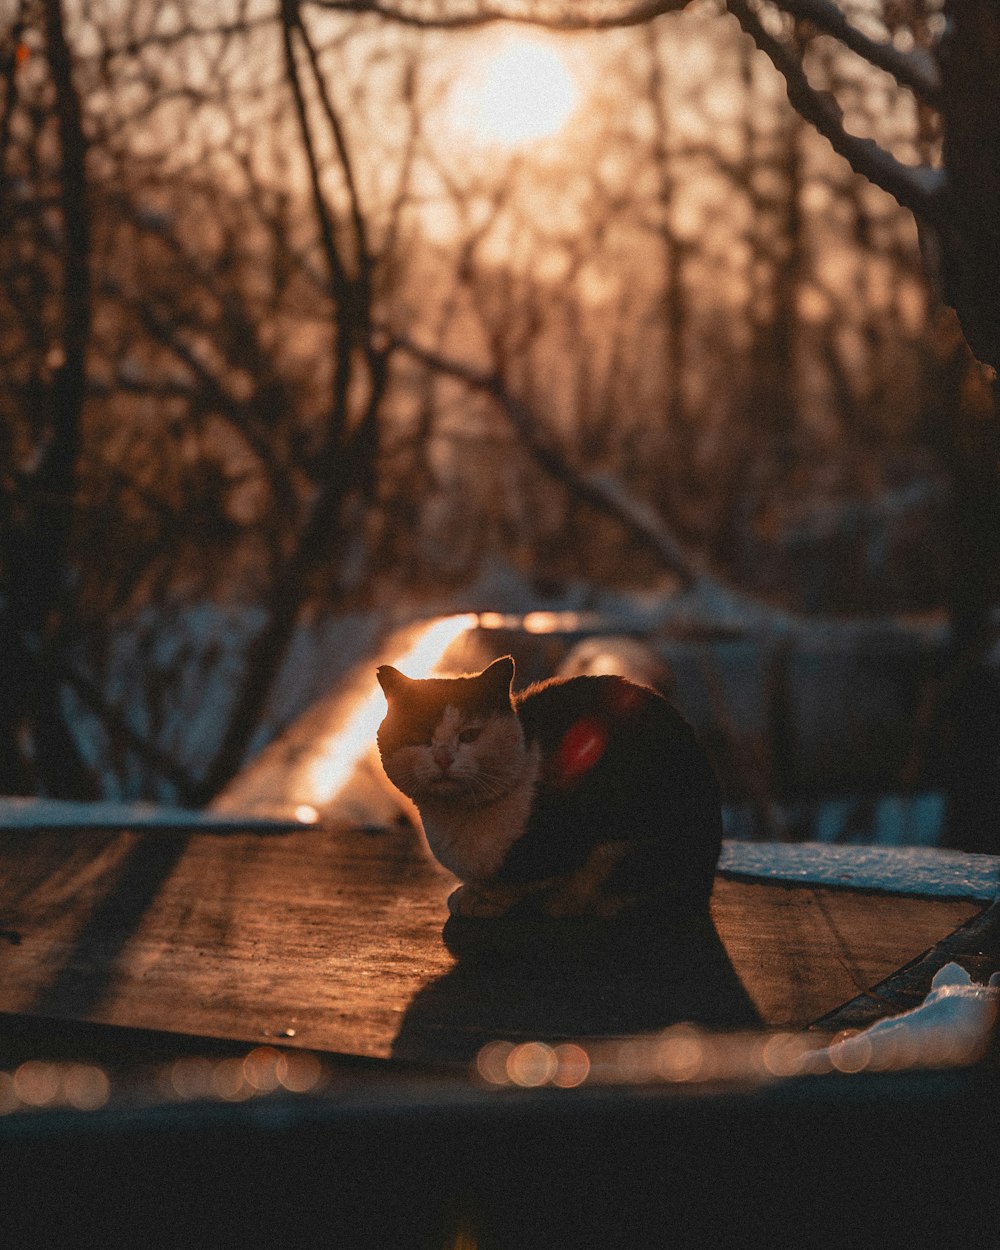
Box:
[391,905,761,1064]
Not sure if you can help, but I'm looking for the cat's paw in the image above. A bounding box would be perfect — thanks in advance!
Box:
[447,884,514,919]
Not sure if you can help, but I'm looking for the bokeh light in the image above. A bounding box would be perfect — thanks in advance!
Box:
[160,1048,325,1104]
[167,1056,215,1100]
[0,1061,110,1114]
[275,1049,323,1093]
[13,1060,60,1107]
[506,1041,559,1087]
[761,1032,812,1078]
[476,1040,516,1085]
[62,1063,112,1110]
[243,1046,283,1092]
[551,1043,591,1089]
[654,1025,705,1083]
[472,1002,994,1092]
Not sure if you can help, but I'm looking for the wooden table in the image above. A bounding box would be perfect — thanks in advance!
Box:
[0,809,983,1065]
[2,623,999,1248]
[0,621,993,1067]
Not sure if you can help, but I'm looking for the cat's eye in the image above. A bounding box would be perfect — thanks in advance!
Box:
[458,726,482,743]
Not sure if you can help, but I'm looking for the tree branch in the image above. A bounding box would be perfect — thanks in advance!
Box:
[774,0,940,107]
[935,0,1000,370]
[726,0,946,226]
[280,0,355,450]
[50,654,202,803]
[295,9,372,293]
[308,0,690,31]
[388,331,701,587]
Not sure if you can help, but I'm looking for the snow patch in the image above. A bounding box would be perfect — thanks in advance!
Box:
[719,840,999,901]
[807,961,1000,1073]
[0,797,317,831]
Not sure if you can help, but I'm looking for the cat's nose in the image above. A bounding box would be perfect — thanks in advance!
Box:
[432,745,456,773]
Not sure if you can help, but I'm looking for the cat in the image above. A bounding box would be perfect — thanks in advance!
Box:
[375,654,723,922]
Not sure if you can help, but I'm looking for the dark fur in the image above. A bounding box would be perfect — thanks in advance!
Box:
[506,672,723,901]
[377,655,723,916]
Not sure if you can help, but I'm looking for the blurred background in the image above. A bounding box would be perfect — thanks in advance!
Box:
[2,0,997,848]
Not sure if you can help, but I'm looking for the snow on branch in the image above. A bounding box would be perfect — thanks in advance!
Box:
[388,332,701,587]
[310,0,689,30]
[773,0,940,107]
[727,0,946,225]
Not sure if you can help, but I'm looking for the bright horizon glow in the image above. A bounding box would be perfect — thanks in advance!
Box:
[450,35,578,148]
[308,613,479,805]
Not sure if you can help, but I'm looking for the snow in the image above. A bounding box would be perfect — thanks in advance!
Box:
[718,840,999,901]
[56,545,965,808]
[805,962,1000,1073]
[2,792,994,905]
[65,603,386,803]
[0,797,317,831]
[810,792,946,847]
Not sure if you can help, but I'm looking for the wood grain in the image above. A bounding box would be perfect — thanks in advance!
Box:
[0,814,980,1064]
[713,879,980,1029]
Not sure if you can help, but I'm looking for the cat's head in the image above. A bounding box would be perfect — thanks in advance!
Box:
[375,656,525,808]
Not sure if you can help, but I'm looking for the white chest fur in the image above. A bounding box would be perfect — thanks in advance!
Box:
[417,744,541,883]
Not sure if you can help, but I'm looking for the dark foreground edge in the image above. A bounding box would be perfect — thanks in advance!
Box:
[0,1060,998,1249]
[2,899,1000,1249]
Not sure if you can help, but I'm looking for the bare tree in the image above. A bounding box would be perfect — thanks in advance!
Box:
[1,0,97,796]
[2,0,430,799]
[2,0,995,824]
[316,0,996,369]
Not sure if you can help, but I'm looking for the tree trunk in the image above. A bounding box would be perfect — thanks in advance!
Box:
[0,0,97,797]
[933,1,1000,851]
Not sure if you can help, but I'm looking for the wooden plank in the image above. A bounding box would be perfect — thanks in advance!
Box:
[714,879,982,1029]
[0,816,981,1065]
[0,820,453,1058]
[810,898,1000,1034]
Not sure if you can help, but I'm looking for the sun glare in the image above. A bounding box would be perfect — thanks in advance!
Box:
[451,35,578,148]
[308,614,479,806]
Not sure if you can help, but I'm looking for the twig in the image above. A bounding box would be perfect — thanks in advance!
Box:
[726,0,946,226]
[776,0,940,107]
[28,644,202,803]
[388,331,701,587]
[309,0,690,31]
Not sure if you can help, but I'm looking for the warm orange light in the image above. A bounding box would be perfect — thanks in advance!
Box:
[655,1025,705,1082]
[6,1060,110,1111]
[243,1047,283,1093]
[476,1040,516,1085]
[276,1050,323,1093]
[450,35,578,148]
[13,1061,60,1107]
[522,610,587,633]
[308,614,478,805]
[551,1043,591,1088]
[505,1041,558,1087]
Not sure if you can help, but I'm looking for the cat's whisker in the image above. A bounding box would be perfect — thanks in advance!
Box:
[468,773,512,805]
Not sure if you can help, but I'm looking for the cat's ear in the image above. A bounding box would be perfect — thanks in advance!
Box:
[481,655,515,701]
[376,665,411,700]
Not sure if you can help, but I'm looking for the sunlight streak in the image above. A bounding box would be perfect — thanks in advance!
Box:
[308,614,479,806]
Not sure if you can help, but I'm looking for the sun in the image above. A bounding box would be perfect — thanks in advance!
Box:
[450,34,578,148]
